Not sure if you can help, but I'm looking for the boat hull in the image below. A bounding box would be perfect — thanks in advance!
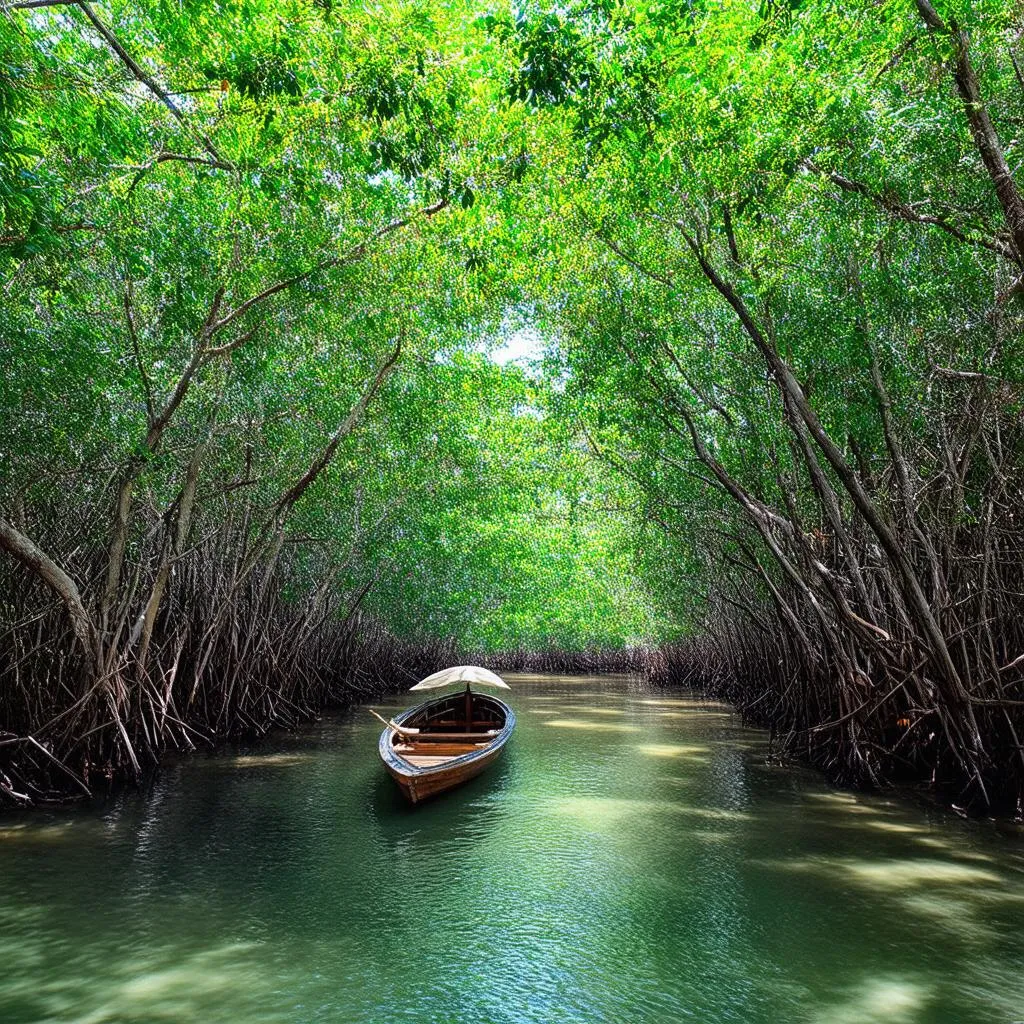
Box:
[378,691,514,804]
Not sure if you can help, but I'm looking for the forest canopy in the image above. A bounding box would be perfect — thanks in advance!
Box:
[4,0,1024,811]
[1,0,674,654]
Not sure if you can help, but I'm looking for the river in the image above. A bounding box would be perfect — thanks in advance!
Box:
[2,674,1023,1023]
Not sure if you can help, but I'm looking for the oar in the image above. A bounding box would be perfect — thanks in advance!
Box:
[367,707,420,735]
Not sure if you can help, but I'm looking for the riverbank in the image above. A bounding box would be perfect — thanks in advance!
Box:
[641,640,1024,821]
[0,615,460,811]
[6,635,1024,822]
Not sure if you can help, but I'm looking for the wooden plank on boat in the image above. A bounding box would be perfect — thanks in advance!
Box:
[394,743,484,756]
[401,730,498,742]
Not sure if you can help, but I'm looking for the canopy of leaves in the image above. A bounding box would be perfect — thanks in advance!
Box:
[3,0,1022,662]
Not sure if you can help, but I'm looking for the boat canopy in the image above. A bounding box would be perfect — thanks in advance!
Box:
[410,665,511,691]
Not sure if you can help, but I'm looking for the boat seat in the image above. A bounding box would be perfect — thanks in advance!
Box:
[398,730,499,742]
[394,742,486,756]
[429,720,501,728]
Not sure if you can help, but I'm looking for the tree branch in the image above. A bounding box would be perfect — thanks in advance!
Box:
[916,0,1024,262]
[123,281,155,425]
[595,233,674,286]
[211,198,449,336]
[802,159,1014,260]
[1,222,98,247]
[673,218,980,743]
[272,335,403,517]
[2,0,78,9]
[0,518,98,671]
[73,1,232,170]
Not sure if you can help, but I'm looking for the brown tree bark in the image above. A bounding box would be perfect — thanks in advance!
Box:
[916,0,1024,264]
[0,518,98,673]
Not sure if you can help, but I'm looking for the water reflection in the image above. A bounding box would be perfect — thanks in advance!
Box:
[1,674,1023,1024]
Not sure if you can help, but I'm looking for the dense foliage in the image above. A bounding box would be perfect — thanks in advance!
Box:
[3,0,1024,811]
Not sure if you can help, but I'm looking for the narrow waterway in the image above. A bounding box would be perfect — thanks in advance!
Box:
[2,674,1023,1024]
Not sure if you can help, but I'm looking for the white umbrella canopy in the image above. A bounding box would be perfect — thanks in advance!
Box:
[410,665,511,691]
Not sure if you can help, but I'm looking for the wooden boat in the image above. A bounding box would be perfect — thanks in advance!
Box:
[376,667,515,804]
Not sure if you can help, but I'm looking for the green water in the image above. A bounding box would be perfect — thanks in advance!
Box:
[2,674,1024,1024]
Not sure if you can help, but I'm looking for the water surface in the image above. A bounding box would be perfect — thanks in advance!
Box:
[2,674,1023,1023]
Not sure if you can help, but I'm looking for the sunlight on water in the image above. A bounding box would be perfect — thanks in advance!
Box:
[804,791,880,814]
[72,943,270,1024]
[2,673,1023,1024]
[635,743,711,759]
[763,856,1005,890]
[838,858,1004,889]
[634,697,733,708]
[546,796,683,824]
[900,892,995,943]
[0,822,75,844]
[812,977,931,1024]
[644,709,737,721]
[560,707,627,715]
[541,718,640,732]
[228,754,313,767]
[862,820,930,834]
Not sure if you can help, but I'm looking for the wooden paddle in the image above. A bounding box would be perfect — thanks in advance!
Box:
[367,707,498,741]
[367,707,420,735]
